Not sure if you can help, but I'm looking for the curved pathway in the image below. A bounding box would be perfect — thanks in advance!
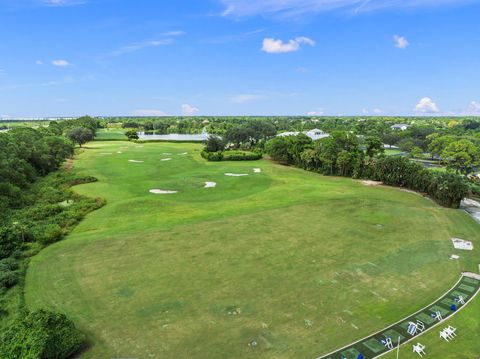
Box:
[316,274,480,359]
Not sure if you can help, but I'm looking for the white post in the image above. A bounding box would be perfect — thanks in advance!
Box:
[396,336,401,359]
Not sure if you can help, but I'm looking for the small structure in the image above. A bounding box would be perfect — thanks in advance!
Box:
[277,131,300,137]
[433,311,443,322]
[382,337,394,350]
[412,343,426,357]
[305,128,330,141]
[391,124,410,131]
[440,326,456,341]
[407,321,418,336]
[277,128,330,141]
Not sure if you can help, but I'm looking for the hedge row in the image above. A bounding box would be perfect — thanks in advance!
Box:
[201,150,262,162]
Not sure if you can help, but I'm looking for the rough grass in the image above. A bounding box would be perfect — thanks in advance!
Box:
[25,141,480,359]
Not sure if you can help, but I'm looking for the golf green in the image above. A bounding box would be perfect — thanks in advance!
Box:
[25,141,480,358]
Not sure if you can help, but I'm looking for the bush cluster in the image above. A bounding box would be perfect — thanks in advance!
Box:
[0,310,86,359]
[201,150,261,161]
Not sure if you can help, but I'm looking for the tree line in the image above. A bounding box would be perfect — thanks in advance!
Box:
[265,132,470,208]
[0,117,102,358]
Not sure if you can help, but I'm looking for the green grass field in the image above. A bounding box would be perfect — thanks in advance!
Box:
[94,128,127,140]
[25,141,480,358]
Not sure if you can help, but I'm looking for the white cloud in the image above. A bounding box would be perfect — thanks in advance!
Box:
[373,108,382,114]
[230,94,265,104]
[35,60,44,65]
[362,108,369,114]
[182,104,199,116]
[52,59,70,67]
[413,97,440,113]
[262,36,315,54]
[393,35,409,49]
[106,39,173,58]
[468,101,480,114]
[132,109,167,116]
[42,0,86,6]
[307,108,324,116]
[219,0,470,18]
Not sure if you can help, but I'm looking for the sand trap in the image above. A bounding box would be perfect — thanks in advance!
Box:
[149,189,178,194]
[204,182,217,188]
[362,180,382,186]
[161,158,172,161]
[451,238,474,251]
[225,173,248,177]
[128,160,144,163]
[253,168,262,173]
[100,152,113,155]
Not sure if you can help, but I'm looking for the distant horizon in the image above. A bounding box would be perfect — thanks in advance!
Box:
[1,115,480,121]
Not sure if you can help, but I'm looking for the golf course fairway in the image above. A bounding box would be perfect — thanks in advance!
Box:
[25,141,480,358]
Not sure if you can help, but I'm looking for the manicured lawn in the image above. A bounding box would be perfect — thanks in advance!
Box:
[385,149,404,156]
[25,141,480,358]
[94,128,127,140]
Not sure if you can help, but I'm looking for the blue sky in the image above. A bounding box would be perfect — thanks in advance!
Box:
[0,0,479,117]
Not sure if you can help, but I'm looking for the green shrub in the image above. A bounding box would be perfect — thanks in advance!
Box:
[34,224,63,245]
[0,270,19,288]
[201,150,223,161]
[201,150,261,161]
[0,257,19,272]
[0,309,86,359]
[223,151,262,161]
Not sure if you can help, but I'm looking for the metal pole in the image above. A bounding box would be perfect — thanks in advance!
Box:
[396,336,401,359]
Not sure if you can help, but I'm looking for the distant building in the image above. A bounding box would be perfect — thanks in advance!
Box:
[391,124,410,131]
[277,128,329,141]
[277,131,300,137]
[305,128,330,141]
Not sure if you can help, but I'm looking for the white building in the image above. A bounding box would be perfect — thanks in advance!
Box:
[277,128,329,141]
[391,124,410,131]
[305,128,329,141]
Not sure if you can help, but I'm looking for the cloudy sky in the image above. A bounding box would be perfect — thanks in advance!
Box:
[0,0,479,117]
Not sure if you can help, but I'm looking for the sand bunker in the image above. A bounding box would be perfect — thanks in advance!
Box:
[253,168,262,173]
[362,180,382,186]
[204,182,217,188]
[128,160,144,163]
[225,173,248,177]
[451,238,474,251]
[161,158,172,161]
[149,189,178,194]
